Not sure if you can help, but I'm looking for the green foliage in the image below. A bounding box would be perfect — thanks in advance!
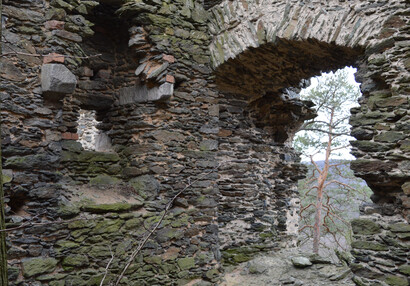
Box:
[294,67,361,158]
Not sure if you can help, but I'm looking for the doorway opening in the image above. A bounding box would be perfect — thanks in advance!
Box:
[293,66,372,260]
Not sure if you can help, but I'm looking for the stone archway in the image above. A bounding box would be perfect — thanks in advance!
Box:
[210,0,409,219]
[210,0,409,282]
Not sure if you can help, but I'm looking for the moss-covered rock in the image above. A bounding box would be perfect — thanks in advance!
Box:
[177,257,195,270]
[351,219,381,235]
[129,175,160,200]
[92,219,124,234]
[384,275,409,286]
[83,202,135,213]
[389,223,410,233]
[351,241,388,251]
[22,257,58,277]
[62,254,89,269]
[89,174,121,186]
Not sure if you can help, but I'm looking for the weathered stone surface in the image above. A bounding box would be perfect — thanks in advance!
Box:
[291,256,312,268]
[23,258,58,277]
[41,64,77,95]
[351,219,381,235]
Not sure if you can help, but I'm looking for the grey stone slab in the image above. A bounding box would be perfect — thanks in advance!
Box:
[41,64,77,95]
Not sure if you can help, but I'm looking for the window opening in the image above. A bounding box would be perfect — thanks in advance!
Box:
[77,109,113,152]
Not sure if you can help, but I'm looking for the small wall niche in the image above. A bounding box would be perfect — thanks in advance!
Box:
[77,109,113,152]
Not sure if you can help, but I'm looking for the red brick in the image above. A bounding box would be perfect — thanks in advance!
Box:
[44,20,65,30]
[43,53,65,64]
[61,132,79,140]
[165,74,175,83]
[163,54,175,63]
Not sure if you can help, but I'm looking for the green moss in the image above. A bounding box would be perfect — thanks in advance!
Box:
[398,265,410,275]
[92,219,124,234]
[384,275,409,286]
[23,258,58,278]
[58,204,80,217]
[55,240,80,250]
[83,203,134,213]
[89,175,121,186]
[232,253,252,263]
[351,219,381,235]
[125,217,143,229]
[177,257,195,270]
[62,254,89,269]
[2,174,12,184]
[144,256,162,265]
[351,241,388,251]
[389,223,410,233]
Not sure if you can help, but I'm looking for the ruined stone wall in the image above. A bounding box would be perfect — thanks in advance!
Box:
[1,0,309,285]
[208,0,409,285]
[1,0,409,285]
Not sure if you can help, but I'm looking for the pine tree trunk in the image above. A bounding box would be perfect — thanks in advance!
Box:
[0,0,10,283]
[312,108,335,254]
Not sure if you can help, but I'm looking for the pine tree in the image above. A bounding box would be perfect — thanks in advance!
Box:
[294,68,367,255]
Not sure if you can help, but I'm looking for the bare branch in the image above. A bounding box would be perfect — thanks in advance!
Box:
[100,246,114,286]
[115,165,220,285]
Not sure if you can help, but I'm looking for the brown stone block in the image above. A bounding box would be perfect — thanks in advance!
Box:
[61,132,79,140]
[218,129,232,137]
[44,20,65,30]
[163,54,175,63]
[166,74,175,83]
[43,53,65,64]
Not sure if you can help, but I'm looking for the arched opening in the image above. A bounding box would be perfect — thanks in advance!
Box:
[294,66,373,260]
[214,38,365,264]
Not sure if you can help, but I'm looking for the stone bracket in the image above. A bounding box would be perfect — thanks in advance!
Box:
[118,82,174,105]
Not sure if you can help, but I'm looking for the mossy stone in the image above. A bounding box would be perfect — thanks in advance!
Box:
[92,219,123,234]
[55,240,80,250]
[125,217,143,229]
[62,254,89,268]
[83,203,134,213]
[2,174,12,184]
[89,245,112,258]
[374,131,406,143]
[205,269,219,280]
[351,241,388,251]
[7,266,20,280]
[144,256,162,265]
[58,204,80,217]
[351,219,381,235]
[384,275,409,286]
[89,175,121,186]
[23,258,58,277]
[398,264,410,275]
[232,253,252,263]
[389,223,410,233]
[68,219,95,229]
[177,257,195,270]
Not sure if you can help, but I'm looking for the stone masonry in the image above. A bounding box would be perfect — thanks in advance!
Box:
[0,0,409,285]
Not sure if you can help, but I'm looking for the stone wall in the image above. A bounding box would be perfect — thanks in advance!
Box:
[1,0,409,285]
[350,208,409,286]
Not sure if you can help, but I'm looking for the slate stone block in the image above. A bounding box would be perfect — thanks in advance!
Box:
[41,64,77,95]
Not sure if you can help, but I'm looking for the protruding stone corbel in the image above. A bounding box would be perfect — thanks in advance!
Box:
[118,82,174,105]
[41,64,77,97]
